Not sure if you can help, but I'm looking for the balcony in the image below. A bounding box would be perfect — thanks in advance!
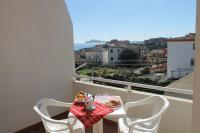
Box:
[72,76,192,133]
[18,78,193,133]
[0,0,199,133]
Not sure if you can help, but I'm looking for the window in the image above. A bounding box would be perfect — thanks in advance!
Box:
[191,58,194,66]
[111,57,113,61]
[110,49,113,53]
[193,43,195,50]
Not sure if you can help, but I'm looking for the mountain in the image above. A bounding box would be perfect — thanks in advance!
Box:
[85,39,105,44]
[130,41,144,44]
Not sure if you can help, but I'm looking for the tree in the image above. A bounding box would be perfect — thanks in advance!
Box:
[118,48,140,68]
[141,67,151,75]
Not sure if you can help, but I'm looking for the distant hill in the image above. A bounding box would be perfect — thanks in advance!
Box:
[144,37,168,50]
[130,41,144,44]
[85,39,105,44]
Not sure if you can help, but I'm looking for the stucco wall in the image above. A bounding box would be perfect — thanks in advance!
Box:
[73,81,192,133]
[0,0,74,132]
[108,48,121,64]
[167,41,195,78]
[192,0,200,132]
[102,51,109,64]
[85,51,109,65]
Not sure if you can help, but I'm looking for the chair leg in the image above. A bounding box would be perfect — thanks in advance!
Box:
[93,119,103,133]
[118,126,121,133]
[82,128,85,133]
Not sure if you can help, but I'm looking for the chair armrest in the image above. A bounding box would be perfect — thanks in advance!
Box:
[46,120,72,132]
[45,118,69,125]
[34,105,71,125]
[124,96,153,112]
[48,99,73,108]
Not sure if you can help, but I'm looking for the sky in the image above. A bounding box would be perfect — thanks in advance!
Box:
[65,0,196,43]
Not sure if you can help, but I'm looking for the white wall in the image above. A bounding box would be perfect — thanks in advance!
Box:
[86,51,108,65]
[192,0,200,132]
[108,48,121,64]
[167,41,195,78]
[102,51,109,65]
[86,51,103,63]
[0,0,74,132]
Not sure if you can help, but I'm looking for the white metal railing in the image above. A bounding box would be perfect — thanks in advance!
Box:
[75,63,87,71]
[75,74,193,96]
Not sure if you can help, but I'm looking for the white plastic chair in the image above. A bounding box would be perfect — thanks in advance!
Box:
[118,95,169,133]
[33,98,85,133]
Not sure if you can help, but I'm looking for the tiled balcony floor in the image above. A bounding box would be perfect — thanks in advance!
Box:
[16,111,118,133]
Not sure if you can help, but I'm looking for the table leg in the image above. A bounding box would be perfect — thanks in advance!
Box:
[93,119,103,133]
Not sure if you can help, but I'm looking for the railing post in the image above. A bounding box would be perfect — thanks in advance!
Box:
[171,71,173,78]
[127,84,132,92]
[73,73,76,81]
[124,84,132,103]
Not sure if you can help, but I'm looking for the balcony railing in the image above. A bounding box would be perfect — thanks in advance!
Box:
[75,74,193,99]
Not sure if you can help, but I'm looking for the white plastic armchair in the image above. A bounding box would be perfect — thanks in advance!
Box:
[118,95,169,133]
[34,98,85,133]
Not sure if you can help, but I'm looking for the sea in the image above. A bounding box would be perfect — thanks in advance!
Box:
[74,41,144,51]
[74,43,100,51]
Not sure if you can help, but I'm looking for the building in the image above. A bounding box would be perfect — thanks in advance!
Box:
[79,44,123,65]
[85,48,108,65]
[80,41,147,65]
[74,52,86,65]
[167,33,195,78]
[107,39,130,45]
[148,48,167,65]
[138,45,149,57]
[106,45,122,64]
[144,37,167,50]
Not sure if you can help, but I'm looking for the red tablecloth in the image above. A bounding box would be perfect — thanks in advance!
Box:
[69,101,114,128]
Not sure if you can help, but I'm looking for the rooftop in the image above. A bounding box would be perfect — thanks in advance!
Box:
[167,33,195,42]
[167,72,194,91]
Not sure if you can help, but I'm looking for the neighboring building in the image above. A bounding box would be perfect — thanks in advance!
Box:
[99,43,146,64]
[107,45,122,64]
[74,48,89,65]
[77,44,123,65]
[144,37,167,50]
[74,52,86,65]
[148,48,167,65]
[150,63,167,73]
[107,39,130,45]
[167,33,195,78]
[75,40,151,65]
[138,45,149,57]
[85,48,108,65]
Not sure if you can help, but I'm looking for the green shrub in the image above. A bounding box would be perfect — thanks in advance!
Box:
[87,72,92,76]
[141,67,150,75]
